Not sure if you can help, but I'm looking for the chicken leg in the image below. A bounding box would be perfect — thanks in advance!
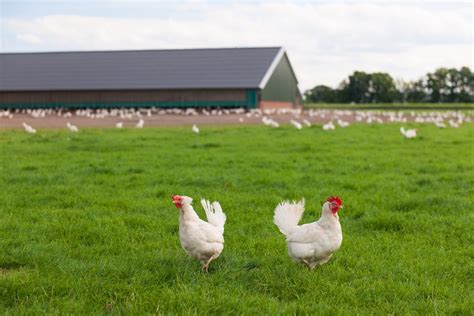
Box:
[202,253,220,273]
[302,259,316,270]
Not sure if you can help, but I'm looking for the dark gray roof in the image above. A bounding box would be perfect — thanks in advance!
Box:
[0,47,285,91]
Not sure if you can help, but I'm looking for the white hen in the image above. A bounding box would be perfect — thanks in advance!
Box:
[66,122,79,132]
[274,196,343,270]
[192,124,200,134]
[448,120,460,128]
[302,119,312,127]
[400,127,417,139]
[290,119,303,130]
[262,117,279,128]
[322,121,335,131]
[172,195,226,272]
[22,122,36,134]
[135,119,144,128]
[337,119,350,128]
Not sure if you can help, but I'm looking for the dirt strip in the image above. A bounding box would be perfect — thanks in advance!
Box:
[0,111,470,129]
[0,113,332,129]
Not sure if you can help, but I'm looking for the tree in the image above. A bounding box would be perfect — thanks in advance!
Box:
[304,85,338,103]
[341,71,372,103]
[368,72,398,103]
[400,80,427,103]
[450,66,473,102]
[303,66,473,104]
[339,71,397,103]
[425,67,474,102]
[426,67,448,102]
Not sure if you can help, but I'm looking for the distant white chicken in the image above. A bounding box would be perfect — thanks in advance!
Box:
[302,119,312,127]
[136,119,144,128]
[262,117,279,128]
[448,120,460,128]
[337,119,349,128]
[269,120,280,128]
[116,122,123,128]
[400,127,417,139]
[192,124,200,134]
[172,195,226,272]
[262,117,271,126]
[322,121,335,131]
[22,122,36,134]
[434,121,446,128]
[274,196,344,270]
[66,122,79,132]
[290,119,302,130]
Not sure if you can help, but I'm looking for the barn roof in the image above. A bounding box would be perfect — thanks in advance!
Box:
[0,47,297,92]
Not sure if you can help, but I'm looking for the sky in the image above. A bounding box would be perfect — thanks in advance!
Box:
[0,0,472,91]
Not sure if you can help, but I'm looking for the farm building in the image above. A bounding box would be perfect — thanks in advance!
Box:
[0,47,301,109]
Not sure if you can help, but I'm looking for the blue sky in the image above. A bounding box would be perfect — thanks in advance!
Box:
[1,1,472,90]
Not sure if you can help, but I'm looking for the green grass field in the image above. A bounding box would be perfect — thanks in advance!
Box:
[0,123,473,314]
[304,102,474,110]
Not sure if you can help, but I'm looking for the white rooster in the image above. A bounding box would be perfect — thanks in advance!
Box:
[171,195,226,272]
[274,196,343,270]
[400,127,417,139]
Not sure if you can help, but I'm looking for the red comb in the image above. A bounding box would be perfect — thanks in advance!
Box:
[327,196,342,206]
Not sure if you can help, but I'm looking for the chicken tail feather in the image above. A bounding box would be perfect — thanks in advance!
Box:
[274,199,305,236]
[201,199,227,232]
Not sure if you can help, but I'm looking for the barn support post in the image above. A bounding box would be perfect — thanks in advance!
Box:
[245,89,258,109]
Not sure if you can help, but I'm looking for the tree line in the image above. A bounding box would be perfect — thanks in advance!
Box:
[304,66,473,103]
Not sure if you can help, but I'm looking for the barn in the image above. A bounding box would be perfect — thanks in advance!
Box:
[0,47,301,110]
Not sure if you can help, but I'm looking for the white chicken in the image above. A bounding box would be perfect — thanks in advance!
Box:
[192,124,200,134]
[337,119,350,128]
[66,122,79,132]
[400,127,417,139]
[448,119,460,128]
[22,122,36,134]
[290,119,303,130]
[274,196,343,270]
[262,117,279,128]
[302,119,312,127]
[171,195,226,272]
[135,119,144,128]
[322,121,335,131]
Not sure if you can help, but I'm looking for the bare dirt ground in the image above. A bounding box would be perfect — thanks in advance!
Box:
[0,112,334,129]
[0,109,470,129]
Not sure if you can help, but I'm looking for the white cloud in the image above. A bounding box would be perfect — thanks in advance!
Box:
[2,2,472,90]
[16,33,43,44]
